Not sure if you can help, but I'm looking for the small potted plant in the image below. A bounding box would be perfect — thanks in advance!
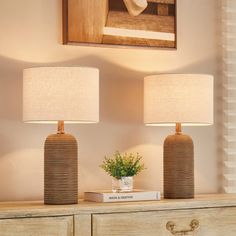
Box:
[100,151,145,192]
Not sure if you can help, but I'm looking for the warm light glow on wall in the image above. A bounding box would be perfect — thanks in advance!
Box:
[144,74,214,126]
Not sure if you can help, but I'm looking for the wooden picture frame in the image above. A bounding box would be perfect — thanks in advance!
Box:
[62,0,177,49]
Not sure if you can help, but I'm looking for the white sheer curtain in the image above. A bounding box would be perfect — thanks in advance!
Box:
[222,0,236,193]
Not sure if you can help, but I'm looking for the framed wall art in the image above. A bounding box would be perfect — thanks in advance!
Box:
[63,0,177,49]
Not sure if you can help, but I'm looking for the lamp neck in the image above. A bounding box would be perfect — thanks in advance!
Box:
[57,121,65,134]
[175,123,182,134]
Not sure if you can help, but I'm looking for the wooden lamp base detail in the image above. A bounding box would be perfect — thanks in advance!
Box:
[164,132,194,199]
[44,133,78,205]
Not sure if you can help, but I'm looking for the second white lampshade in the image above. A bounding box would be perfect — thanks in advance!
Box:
[144,74,214,126]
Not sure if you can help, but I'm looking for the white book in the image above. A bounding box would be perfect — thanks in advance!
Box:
[84,190,161,203]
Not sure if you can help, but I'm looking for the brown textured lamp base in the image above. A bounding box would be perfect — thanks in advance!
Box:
[44,121,78,205]
[164,123,194,199]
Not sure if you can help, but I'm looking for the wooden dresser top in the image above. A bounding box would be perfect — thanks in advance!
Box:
[0,194,235,219]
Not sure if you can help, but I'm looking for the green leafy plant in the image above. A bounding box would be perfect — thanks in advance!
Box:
[100,151,145,179]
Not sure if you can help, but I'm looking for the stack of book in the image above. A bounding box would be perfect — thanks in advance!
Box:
[84,190,161,203]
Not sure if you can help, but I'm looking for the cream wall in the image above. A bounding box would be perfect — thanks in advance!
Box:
[0,0,221,201]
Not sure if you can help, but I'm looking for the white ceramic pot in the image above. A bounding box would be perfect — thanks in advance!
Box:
[112,176,134,192]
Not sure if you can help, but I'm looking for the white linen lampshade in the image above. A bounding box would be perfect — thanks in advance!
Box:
[23,67,99,124]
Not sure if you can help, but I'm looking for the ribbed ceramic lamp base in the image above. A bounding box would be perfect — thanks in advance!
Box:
[164,133,194,199]
[44,133,78,205]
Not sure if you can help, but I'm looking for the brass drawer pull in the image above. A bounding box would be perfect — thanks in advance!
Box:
[166,219,199,235]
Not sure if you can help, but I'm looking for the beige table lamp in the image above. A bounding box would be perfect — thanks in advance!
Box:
[144,74,213,199]
[23,67,99,205]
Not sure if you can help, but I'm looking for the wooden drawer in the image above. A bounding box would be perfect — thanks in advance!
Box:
[0,216,73,236]
[92,207,236,236]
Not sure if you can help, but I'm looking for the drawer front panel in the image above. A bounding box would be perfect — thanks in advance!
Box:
[74,214,91,236]
[93,207,236,236]
[0,216,73,236]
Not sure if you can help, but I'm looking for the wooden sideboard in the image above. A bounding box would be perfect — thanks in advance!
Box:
[0,194,236,236]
